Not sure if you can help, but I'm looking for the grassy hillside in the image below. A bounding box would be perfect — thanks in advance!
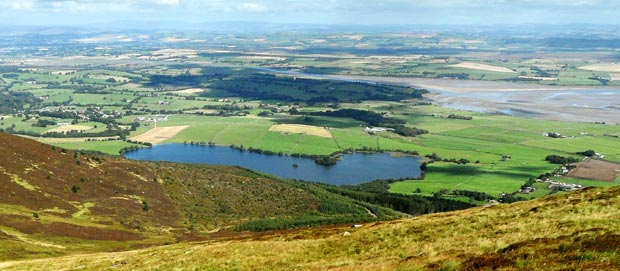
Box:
[2,185,620,270]
[0,133,397,261]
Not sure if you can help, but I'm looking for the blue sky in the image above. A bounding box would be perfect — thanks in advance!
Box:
[1,0,619,27]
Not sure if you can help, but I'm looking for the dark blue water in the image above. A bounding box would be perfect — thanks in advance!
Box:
[125,144,422,185]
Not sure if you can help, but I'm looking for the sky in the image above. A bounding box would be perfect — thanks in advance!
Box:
[1,0,619,28]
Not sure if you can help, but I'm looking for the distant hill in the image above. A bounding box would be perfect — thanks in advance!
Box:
[3,184,620,270]
[0,132,397,261]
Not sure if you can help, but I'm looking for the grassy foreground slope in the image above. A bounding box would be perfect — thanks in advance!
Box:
[0,133,395,261]
[2,185,620,270]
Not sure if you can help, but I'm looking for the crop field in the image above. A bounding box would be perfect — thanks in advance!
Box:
[579,64,620,72]
[269,124,333,138]
[130,126,189,144]
[450,62,516,73]
[174,88,207,94]
[44,125,93,134]
[568,159,620,182]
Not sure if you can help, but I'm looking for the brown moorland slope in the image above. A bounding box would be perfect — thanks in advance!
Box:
[2,185,620,270]
[0,133,392,261]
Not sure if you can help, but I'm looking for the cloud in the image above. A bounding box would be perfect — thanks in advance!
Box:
[0,0,180,10]
[4,0,618,13]
[0,0,34,9]
[0,0,619,26]
[153,0,180,5]
[237,2,267,12]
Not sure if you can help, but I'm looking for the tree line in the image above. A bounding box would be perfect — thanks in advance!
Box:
[311,109,429,137]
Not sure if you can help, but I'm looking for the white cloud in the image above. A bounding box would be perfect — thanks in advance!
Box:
[0,0,181,10]
[0,0,34,9]
[1,0,619,26]
[237,2,267,12]
[2,0,619,12]
[150,0,180,6]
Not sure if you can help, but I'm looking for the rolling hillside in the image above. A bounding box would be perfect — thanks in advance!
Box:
[2,185,620,270]
[0,133,396,261]
[2,132,619,270]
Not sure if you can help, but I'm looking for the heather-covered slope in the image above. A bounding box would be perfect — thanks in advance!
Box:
[0,133,396,260]
[2,185,619,270]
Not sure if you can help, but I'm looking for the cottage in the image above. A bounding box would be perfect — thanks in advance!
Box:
[134,115,169,123]
[364,126,394,133]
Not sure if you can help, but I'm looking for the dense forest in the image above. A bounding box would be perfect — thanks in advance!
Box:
[149,72,426,103]
[0,91,40,114]
[322,185,476,215]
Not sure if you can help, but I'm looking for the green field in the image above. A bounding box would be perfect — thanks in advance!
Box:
[52,141,140,155]
[383,103,620,198]
[1,43,619,204]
